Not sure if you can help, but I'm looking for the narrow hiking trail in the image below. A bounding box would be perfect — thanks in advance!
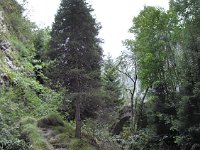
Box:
[40,127,67,150]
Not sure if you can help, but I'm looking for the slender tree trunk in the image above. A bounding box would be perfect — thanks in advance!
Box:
[138,87,149,129]
[134,97,138,132]
[130,91,134,132]
[75,97,81,138]
[130,75,137,133]
[75,75,81,139]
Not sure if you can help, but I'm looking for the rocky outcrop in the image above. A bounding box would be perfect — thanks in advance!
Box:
[0,39,19,70]
[0,11,7,34]
[0,73,10,86]
[0,40,18,85]
[0,40,11,52]
[111,106,132,135]
[0,9,21,88]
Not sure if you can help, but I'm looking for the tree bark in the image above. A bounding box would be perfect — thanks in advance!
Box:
[138,87,149,129]
[130,74,137,133]
[130,91,134,132]
[75,97,81,138]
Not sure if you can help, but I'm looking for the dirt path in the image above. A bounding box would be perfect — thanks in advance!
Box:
[40,128,67,150]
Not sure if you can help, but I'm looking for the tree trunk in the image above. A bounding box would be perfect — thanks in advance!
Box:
[75,97,81,138]
[131,91,134,132]
[134,97,138,132]
[138,87,149,129]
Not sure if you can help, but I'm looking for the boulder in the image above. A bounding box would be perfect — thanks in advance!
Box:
[0,40,11,51]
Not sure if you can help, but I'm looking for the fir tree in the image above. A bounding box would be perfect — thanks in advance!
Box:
[48,0,102,138]
[102,55,122,107]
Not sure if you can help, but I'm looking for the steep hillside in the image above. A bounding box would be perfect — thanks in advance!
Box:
[0,1,102,150]
[0,1,62,149]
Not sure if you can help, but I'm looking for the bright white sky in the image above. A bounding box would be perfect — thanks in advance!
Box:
[17,0,169,58]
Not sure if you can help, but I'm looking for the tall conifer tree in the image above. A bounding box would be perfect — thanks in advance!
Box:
[102,55,122,107]
[48,0,102,138]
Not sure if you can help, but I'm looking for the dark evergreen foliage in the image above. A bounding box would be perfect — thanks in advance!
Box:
[48,0,102,90]
[102,55,122,107]
[47,0,102,138]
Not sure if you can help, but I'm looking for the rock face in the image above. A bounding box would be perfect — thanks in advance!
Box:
[0,40,11,52]
[0,11,7,34]
[0,40,18,70]
[5,56,18,69]
[0,11,18,86]
[111,106,132,135]
[0,73,10,86]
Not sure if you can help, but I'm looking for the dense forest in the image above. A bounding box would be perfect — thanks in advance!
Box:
[0,0,200,149]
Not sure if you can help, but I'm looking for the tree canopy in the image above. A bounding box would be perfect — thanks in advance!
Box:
[47,0,103,138]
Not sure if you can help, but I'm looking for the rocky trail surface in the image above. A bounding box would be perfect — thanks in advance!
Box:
[40,128,67,150]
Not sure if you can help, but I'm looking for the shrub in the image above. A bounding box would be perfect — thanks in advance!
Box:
[68,139,96,150]
[37,113,64,128]
[0,113,28,150]
[20,116,37,126]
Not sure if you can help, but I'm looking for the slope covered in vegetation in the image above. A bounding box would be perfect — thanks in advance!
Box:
[0,0,118,149]
[1,0,200,150]
[0,1,98,149]
[0,0,64,149]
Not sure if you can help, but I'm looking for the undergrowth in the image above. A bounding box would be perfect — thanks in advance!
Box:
[20,117,53,150]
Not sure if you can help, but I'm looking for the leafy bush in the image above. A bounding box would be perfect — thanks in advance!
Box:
[175,126,200,150]
[0,140,27,150]
[53,123,74,136]
[9,36,34,59]
[0,113,28,150]
[122,130,158,150]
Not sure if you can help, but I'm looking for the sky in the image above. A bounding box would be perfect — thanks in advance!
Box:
[17,0,169,58]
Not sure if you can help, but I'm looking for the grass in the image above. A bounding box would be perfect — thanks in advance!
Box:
[20,117,53,150]
[68,139,97,150]
[37,114,98,150]
[19,114,99,150]
[37,113,64,128]
[20,116,37,126]
[50,124,97,150]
